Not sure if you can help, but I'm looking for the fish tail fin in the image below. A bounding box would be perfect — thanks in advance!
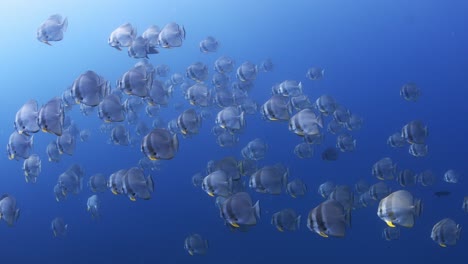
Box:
[253,200,261,219]
[173,133,179,151]
[283,168,289,188]
[414,198,422,217]
[148,46,159,54]
[286,100,293,116]
[15,209,20,222]
[239,110,245,128]
[146,175,154,193]
[30,134,34,148]
[392,163,398,177]
[416,173,422,185]
[226,175,233,192]
[62,17,68,32]
[296,215,301,230]
[316,113,324,128]
[345,209,352,228]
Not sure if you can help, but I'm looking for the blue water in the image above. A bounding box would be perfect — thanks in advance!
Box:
[0,0,467,263]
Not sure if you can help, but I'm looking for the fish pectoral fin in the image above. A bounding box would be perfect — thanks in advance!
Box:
[230,222,240,228]
[277,226,284,232]
[111,189,118,195]
[129,196,137,202]
[188,250,194,256]
[385,220,396,228]
[439,243,447,248]
[318,231,329,238]
[207,192,215,197]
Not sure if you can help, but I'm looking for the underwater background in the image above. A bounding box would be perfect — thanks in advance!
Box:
[0,0,467,263]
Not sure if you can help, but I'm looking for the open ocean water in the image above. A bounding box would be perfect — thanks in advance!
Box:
[0,0,467,263]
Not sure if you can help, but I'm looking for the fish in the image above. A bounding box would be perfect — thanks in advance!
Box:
[37,14,68,45]
[434,191,451,197]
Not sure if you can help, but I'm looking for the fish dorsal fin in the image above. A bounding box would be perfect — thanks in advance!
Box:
[48,14,63,23]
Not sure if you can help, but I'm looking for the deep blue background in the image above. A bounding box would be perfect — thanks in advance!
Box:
[0,0,467,263]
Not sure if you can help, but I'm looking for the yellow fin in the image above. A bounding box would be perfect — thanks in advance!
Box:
[8,154,14,160]
[385,220,396,228]
[230,222,240,228]
[42,128,48,133]
[149,156,157,161]
[111,189,118,195]
[318,231,329,238]
[53,230,57,237]
[439,243,447,248]
[291,194,296,198]
[277,226,284,232]
[188,250,194,256]
[130,196,137,202]
[207,192,215,197]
